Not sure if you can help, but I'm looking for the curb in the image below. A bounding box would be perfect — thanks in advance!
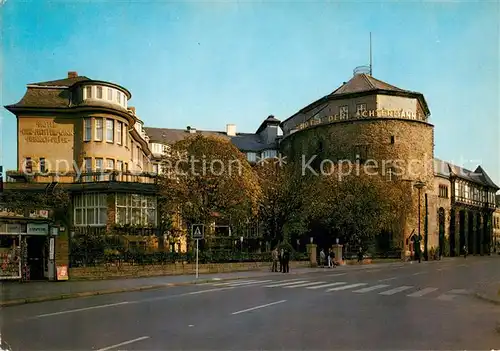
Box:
[0,274,278,308]
[474,292,500,306]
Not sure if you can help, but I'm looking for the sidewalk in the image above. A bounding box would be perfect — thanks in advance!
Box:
[474,281,500,334]
[0,258,436,307]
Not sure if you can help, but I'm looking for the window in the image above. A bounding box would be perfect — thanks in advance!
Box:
[24,157,32,173]
[261,150,277,159]
[84,118,92,141]
[84,158,92,181]
[137,146,141,164]
[117,161,123,172]
[97,86,103,99]
[73,193,107,226]
[247,152,257,163]
[439,184,449,198]
[339,106,349,119]
[39,158,46,173]
[390,136,395,144]
[106,159,115,170]
[106,119,114,143]
[116,91,121,103]
[85,86,92,99]
[107,88,113,100]
[116,122,122,145]
[464,184,470,199]
[95,158,103,181]
[115,194,157,226]
[356,103,367,116]
[95,118,103,141]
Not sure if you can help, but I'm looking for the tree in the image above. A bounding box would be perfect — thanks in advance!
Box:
[0,188,70,213]
[254,159,307,248]
[158,134,261,237]
[303,164,412,252]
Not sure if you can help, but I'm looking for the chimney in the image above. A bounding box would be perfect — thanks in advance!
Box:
[226,124,236,137]
[128,107,136,115]
[68,71,78,78]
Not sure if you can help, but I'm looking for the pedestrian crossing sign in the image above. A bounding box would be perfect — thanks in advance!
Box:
[191,224,204,240]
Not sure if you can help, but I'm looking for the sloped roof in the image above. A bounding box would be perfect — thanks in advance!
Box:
[144,127,277,152]
[256,115,281,134]
[281,73,431,126]
[31,76,90,87]
[6,87,71,109]
[330,73,407,95]
[434,158,499,189]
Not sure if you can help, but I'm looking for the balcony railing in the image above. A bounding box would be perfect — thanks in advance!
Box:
[6,170,159,184]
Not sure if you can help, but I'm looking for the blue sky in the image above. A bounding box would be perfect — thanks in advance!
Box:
[1,1,499,185]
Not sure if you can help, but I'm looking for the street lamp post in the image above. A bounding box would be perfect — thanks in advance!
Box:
[414,181,426,262]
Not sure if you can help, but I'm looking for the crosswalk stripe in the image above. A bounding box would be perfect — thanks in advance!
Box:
[264,280,309,288]
[353,284,390,293]
[447,289,470,295]
[283,281,327,289]
[228,280,273,286]
[306,282,346,290]
[407,287,438,297]
[379,286,413,295]
[436,294,455,301]
[326,283,367,292]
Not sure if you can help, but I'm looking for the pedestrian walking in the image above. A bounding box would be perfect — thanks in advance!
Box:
[320,249,326,268]
[271,247,279,272]
[282,249,290,273]
[330,250,336,268]
[327,249,332,268]
[463,245,468,259]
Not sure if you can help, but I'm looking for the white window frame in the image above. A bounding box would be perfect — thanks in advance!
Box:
[106,159,115,170]
[339,106,349,120]
[73,193,107,227]
[356,103,367,116]
[85,86,92,99]
[115,193,157,226]
[106,119,114,143]
[84,118,92,141]
[247,152,257,163]
[116,122,122,145]
[107,88,113,100]
[95,118,103,141]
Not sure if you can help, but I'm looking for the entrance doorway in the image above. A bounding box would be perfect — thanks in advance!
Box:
[26,236,47,280]
[438,208,445,257]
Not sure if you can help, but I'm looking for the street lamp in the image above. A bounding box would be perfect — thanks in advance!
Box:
[414,180,426,262]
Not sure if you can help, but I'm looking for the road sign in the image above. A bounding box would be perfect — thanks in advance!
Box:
[191,224,204,240]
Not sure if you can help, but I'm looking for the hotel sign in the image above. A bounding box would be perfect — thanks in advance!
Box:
[27,223,49,235]
[296,109,425,131]
[20,121,74,144]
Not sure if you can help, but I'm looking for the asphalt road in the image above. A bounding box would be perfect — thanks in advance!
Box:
[2,257,500,350]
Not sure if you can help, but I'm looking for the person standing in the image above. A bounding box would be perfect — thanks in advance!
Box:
[327,249,332,268]
[320,249,326,268]
[279,248,284,272]
[271,248,279,272]
[282,249,290,273]
[463,245,468,259]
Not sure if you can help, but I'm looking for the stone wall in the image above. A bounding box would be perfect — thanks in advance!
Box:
[70,261,311,280]
[281,118,435,255]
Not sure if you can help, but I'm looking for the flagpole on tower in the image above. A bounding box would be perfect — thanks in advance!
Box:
[369,32,373,76]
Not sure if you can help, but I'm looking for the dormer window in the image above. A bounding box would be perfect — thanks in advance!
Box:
[97,86,103,99]
[356,103,367,116]
[107,88,113,100]
[85,86,92,99]
[339,106,349,119]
